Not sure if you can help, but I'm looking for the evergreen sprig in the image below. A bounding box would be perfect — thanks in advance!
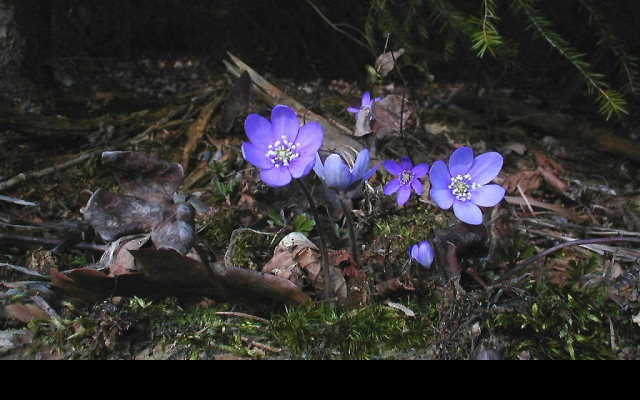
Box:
[470,0,503,58]
[512,0,627,119]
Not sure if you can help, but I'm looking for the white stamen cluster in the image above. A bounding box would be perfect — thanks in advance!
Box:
[265,135,300,168]
[400,170,414,186]
[449,174,478,201]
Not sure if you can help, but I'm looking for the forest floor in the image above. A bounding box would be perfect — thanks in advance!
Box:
[1,54,640,359]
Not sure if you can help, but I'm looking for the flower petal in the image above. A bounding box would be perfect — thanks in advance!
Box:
[467,152,503,185]
[313,153,325,181]
[471,184,505,207]
[271,105,299,143]
[384,178,402,195]
[362,92,371,107]
[409,244,418,260]
[260,167,292,188]
[294,122,324,154]
[396,185,412,206]
[411,178,424,196]
[324,154,352,191]
[288,153,317,179]
[347,107,359,115]
[384,160,403,175]
[242,142,273,169]
[362,163,380,182]
[453,201,483,225]
[400,156,413,171]
[430,188,455,210]
[417,242,434,268]
[449,147,474,177]
[351,149,371,184]
[429,161,451,189]
[244,114,274,150]
[411,163,430,178]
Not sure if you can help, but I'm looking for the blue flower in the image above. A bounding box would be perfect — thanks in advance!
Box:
[242,105,324,188]
[409,241,434,269]
[383,157,429,206]
[314,148,379,193]
[429,146,505,225]
[347,92,381,120]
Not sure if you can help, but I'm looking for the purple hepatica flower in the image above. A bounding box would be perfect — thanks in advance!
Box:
[384,157,429,206]
[314,149,379,193]
[242,105,324,188]
[429,146,506,225]
[409,241,434,269]
[347,92,381,120]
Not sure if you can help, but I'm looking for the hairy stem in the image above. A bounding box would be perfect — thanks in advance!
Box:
[297,179,332,300]
[339,199,359,267]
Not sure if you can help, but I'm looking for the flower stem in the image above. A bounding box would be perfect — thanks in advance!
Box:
[297,179,332,300]
[339,199,360,267]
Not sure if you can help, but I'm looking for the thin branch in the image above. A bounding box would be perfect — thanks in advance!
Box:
[0,232,106,253]
[498,237,640,282]
[304,0,374,56]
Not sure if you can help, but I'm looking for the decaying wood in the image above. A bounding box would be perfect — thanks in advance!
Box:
[181,96,223,171]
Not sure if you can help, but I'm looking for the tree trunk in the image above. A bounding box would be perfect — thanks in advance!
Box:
[0,0,51,99]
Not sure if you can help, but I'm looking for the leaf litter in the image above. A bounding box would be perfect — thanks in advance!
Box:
[1,54,640,359]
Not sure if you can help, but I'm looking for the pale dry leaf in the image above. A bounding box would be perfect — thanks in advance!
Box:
[375,49,405,78]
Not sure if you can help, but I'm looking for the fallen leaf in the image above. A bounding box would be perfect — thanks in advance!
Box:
[264,232,346,302]
[82,189,167,241]
[371,94,414,146]
[502,170,543,195]
[101,151,184,203]
[219,70,254,134]
[374,49,405,78]
[0,303,50,323]
[151,202,196,255]
[375,275,415,296]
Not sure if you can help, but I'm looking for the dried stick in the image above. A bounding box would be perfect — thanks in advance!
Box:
[0,232,106,253]
[498,237,640,282]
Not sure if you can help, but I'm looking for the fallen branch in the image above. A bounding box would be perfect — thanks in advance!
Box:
[0,263,51,281]
[498,237,640,282]
[0,195,36,207]
[0,131,149,192]
[0,232,106,253]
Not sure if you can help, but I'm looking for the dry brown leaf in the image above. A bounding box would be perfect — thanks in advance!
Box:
[101,151,184,203]
[0,303,50,323]
[502,170,543,195]
[374,49,405,78]
[264,233,346,302]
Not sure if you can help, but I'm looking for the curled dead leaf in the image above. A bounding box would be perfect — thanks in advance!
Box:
[374,49,405,78]
[264,233,346,302]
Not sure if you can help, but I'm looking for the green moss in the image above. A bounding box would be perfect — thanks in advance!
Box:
[484,281,636,360]
[370,206,450,279]
[26,298,273,359]
[205,207,238,251]
[269,299,438,360]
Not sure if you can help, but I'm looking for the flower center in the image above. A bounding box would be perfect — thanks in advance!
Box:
[449,174,478,201]
[400,170,414,185]
[265,135,300,168]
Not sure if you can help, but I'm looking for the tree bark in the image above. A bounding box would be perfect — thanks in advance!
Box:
[0,0,51,99]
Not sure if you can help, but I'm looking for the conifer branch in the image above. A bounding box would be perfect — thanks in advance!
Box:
[512,0,628,119]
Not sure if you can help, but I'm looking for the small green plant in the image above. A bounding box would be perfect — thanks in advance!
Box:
[209,178,238,203]
[267,210,316,237]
